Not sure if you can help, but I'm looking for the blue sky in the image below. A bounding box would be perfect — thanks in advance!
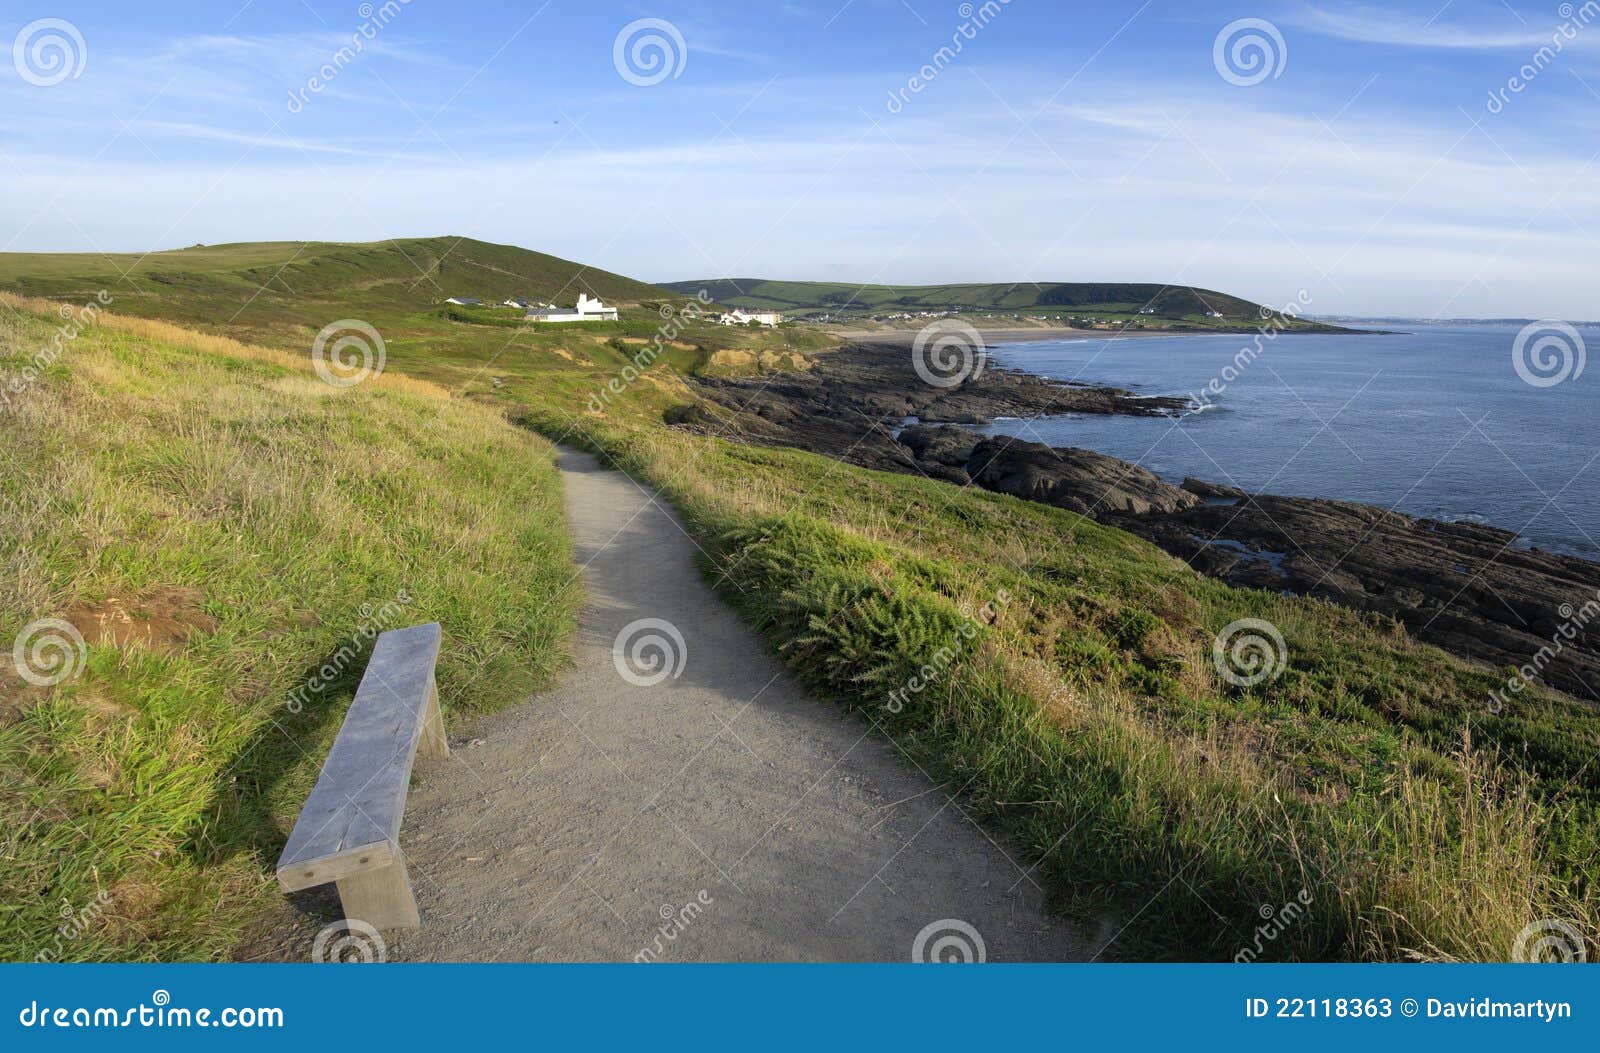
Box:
[3,0,1598,316]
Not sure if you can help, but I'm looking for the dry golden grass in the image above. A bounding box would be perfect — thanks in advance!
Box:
[0,296,579,961]
[0,291,449,399]
[556,408,1596,961]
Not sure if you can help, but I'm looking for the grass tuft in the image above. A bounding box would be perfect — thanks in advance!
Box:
[0,297,579,961]
[548,416,1597,961]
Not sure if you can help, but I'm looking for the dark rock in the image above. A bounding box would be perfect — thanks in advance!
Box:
[898,425,978,468]
[1116,495,1600,701]
[678,339,1600,705]
[1181,477,1248,500]
[969,438,1200,516]
[686,341,1187,478]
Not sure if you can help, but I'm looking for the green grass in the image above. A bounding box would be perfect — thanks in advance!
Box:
[0,296,580,961]
[0,237,680,347]
[0,238,840,400]
[660,277,1339,329]
[4,241,1595,962]
[544,420,1597,960]
[0,235,671,306]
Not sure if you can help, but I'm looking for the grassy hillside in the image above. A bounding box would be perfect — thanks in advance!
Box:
[0,237,675,343]
[526,390,1597,961]
[4,242,1595,962]
[0,294,580,960]
[0,240,830,390]
[662,277,1334,329]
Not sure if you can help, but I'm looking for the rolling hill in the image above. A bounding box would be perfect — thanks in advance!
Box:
[0,237,677,334]
[663,277,1314,325]
[3,246,1592,962]
[0,291,580,961]
[0,237,834,390]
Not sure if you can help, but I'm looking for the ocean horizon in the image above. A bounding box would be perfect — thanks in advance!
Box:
[982,326,1598,558]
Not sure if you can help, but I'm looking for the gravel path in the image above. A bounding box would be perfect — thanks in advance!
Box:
[255,447,1092,962]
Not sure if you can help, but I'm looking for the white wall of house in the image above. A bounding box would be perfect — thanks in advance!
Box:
[527,293,619,323]
[718,309,781,327]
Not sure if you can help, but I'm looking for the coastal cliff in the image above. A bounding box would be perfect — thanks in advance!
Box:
[681,343,1599,703]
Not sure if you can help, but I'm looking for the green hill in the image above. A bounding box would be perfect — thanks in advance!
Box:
[664,277,1325,327]
[0,236,675,333]
[4,243,1591,963]
[0,238,832,392]
[0,294,579,961]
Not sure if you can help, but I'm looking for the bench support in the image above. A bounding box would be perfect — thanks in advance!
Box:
[276,623,446,933]
[419,676,448,760]
[336,850,421,930]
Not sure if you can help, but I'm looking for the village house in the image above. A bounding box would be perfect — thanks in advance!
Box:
[444,296,482,306]
[718,309,781,327]
[526,293,619,323]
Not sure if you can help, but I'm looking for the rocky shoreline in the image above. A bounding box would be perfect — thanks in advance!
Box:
[684,341,1187,468]
[681,342,1600,703]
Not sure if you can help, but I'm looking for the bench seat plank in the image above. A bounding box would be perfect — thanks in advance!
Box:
[276,622,442,893]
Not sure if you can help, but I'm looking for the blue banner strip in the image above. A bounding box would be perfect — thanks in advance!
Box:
[3,964,1595,1049]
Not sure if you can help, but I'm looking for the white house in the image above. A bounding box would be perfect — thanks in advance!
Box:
[718,309,781,327]
[444,296,482,306]
[503,298,533,309]
[526,293,619,323]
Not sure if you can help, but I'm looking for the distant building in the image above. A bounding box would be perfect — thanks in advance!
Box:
[718,309,781,327]
[503,298,533,309]
[526,293,619,323]
[1207,310,1225,318]
[445,297,482,306]
[1137,307,1156,315]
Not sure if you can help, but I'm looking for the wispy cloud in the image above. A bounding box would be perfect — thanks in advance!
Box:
[155,31,458,77]
[3,3,1595,317]
[141,120,454,159]
[1288,2,1600,50]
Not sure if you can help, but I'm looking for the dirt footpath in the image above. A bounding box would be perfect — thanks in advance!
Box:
[255,447,1094,963]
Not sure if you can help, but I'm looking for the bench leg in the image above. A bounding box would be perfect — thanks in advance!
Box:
[419,676,449,760]
[336,852,420,930]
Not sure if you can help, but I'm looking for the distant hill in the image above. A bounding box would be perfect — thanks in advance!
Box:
[0,237,676,330]
[665,278,1292,324]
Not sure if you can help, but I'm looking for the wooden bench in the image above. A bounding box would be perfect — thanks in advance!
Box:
[275,622,448,929]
